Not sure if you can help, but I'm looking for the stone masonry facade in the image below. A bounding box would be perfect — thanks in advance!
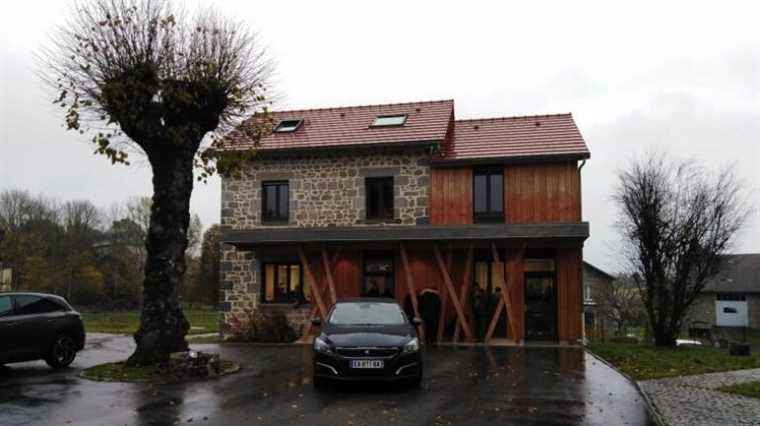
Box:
[219,148,432,333]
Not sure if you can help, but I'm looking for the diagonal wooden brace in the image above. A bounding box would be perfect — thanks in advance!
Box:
[433,244,473,341]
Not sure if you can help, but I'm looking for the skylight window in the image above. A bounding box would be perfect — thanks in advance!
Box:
[273,119,303,133]
[371,114,407,127]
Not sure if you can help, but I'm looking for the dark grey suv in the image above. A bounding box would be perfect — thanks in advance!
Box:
[0,292,85,368]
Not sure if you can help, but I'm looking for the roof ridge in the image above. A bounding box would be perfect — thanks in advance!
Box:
[455,113,573,123]
[271,99,455,115]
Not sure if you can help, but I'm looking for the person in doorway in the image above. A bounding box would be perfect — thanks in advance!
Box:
[380,282,393,299]
[471,286,488,340]
[366,279,379,297]
[419,288,441,344]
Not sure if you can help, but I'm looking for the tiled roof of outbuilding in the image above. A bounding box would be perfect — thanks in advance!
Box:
[703,254,760,293]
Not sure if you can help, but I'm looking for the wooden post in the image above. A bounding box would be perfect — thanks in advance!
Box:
[437,244,453,341]
[485,243,519,342]
[454,244,474,342]
[399,242,424,340]
[433,244,473,340]
[321,246,338,305]
[298,245,328,321]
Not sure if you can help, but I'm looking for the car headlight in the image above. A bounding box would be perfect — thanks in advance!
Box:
[402,337,420,354]
[314,337,332,354]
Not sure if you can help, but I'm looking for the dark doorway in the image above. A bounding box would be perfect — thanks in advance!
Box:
[363,254,394,299]
[524,271,557,340]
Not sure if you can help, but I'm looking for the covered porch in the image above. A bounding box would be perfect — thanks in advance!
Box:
[221,223,588,345]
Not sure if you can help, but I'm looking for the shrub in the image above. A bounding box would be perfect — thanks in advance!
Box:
[227,309,298,343]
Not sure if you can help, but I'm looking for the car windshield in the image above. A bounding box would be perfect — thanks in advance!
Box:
[328,302,406,326]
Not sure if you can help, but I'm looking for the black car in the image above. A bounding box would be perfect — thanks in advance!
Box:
[0,292,86,368]
[312,298,423,387]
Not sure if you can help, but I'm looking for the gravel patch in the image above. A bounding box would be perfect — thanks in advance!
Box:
[639,368,760,425]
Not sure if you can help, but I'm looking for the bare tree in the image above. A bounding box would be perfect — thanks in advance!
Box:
[615,153,751,347]
[598,275,644,336]
[40,0,273,365]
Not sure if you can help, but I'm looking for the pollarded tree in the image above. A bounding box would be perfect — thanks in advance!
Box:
[615,153,751,347]
[40,0,274,365]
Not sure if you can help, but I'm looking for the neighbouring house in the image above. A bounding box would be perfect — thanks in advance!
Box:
[686,253,760,329]
[582,261,615,339]
[217,99,590,344]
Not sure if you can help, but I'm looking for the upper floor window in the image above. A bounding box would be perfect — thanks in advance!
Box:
[273,119,303,133]
[365,177,394,220]
[473,168,503,223]
[262,181,289,223]
[371,114,407,127]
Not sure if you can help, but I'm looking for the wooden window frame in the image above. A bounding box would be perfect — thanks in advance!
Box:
[261,262,306,304]
[473,167,504,223]
[365,176,394,221]
[262,181,289,224]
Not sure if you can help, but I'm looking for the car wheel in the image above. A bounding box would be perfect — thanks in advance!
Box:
[313,375,328,389]
[45,334,77,369]
[409,371,422,388]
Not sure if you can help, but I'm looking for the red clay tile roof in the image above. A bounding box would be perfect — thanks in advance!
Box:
[222,101,590,162]
[224,99,454,152]
[441,114,589,162]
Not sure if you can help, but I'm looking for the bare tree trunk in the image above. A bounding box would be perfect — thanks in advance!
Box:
[127,148,193,366]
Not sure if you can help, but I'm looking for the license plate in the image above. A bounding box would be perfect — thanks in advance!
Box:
[350,359,384,369]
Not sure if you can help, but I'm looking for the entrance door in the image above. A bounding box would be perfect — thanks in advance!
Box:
[524,272,557,340]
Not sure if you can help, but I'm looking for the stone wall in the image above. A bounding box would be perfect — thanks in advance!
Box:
[685,293,716,327]
[686,293,760,329]
[221,148,431,229]
[219,147,432,334]
[219,244,258,331]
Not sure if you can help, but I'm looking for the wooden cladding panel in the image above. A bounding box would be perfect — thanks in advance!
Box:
[430,167,473,225]
[505,162,580,224]
[556,247,583,341]
[332,252,362,298]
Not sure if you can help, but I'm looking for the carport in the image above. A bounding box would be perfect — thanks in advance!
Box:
[222,222,588,344]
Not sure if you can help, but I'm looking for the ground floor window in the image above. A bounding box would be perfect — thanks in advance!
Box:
[363,255,394,298]
[262,262,307,303]
[584,312,596,330]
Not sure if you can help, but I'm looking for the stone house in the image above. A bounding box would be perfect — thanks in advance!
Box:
[686,253,760,329]
[582,261,615,339]
[218,99,591,344]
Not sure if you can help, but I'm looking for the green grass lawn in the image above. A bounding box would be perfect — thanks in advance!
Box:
[718,380,760,400]
[82,309,219,335]
[587,341,760,381]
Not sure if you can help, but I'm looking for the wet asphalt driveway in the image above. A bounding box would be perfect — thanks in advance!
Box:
[0,334,652,425]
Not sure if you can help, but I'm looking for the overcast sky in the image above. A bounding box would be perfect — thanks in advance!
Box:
[2,0,758,273]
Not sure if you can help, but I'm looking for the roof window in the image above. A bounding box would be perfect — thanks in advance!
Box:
[273,119,303,133]
[371,114,407,127]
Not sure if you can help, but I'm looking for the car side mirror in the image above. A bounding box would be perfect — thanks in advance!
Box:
[412,317,422,326]
[311,318,321,327]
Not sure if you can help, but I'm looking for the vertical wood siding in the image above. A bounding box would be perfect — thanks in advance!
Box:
[429,167,473,225]
[556,246,583,341]
[504,162,580,223]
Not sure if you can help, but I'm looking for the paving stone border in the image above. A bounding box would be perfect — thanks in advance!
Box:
[639,368,760,426]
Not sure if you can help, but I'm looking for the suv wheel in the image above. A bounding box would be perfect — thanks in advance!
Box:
[45,334,77,368]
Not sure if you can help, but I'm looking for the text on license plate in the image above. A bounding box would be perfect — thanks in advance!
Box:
[350,359,384,369]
